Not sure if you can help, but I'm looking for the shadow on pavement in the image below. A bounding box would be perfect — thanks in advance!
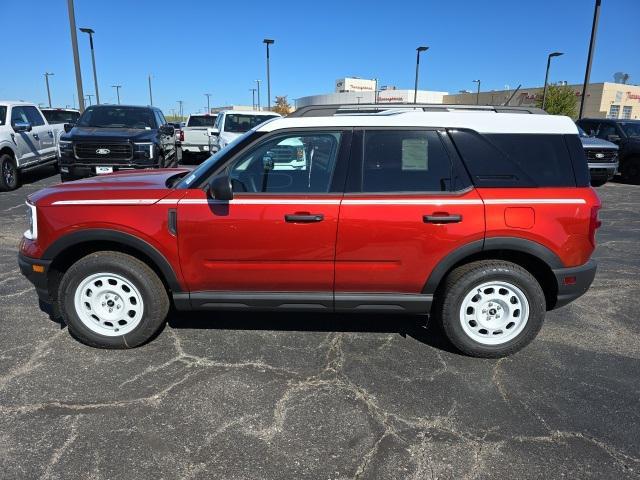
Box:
[19,165,59,186]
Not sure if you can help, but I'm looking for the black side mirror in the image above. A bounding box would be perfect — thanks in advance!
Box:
[13,121,32,133]
[208,174,233,200]
[162,125,175,136]
[607,134,621,143]
[63,123,74,133]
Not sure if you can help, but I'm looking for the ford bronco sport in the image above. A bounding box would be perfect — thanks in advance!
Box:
[19,109,600,357]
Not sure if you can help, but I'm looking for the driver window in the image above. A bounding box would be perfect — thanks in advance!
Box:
[228,132,341,193]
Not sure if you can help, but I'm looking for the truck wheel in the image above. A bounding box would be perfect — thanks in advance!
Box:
[0,153,20,191]
[623,157,640,184]
[438,260,546,358]
[58,251,169,349]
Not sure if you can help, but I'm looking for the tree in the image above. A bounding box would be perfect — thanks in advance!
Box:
[272,96,292,115]
[537,84,578,118]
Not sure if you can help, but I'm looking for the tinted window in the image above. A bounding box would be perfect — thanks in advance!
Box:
[228,132,341,193]
[450,130,576,187]
[0,106,6,125]
[11,106,29,125]
[41,110,80,124]
[578,120,599,136]
[362,130,453,192]
[596,123,617,140]
[77,106,157,129]
[224,114,279,133]
[24,106,45,126]
[187,115,217,127]
[620,122,640,138]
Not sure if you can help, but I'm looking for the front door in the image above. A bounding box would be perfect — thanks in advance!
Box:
[10,106,41,165]
[177,130,349,307]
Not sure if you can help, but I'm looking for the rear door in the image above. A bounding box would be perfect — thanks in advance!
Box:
[334,128,485,309]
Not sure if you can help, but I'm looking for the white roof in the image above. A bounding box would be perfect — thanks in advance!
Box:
[222,110,282,117]
[257,111,578,135]
[0,100,37,107]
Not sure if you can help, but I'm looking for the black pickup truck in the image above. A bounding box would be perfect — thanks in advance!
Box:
[58,105,178,181]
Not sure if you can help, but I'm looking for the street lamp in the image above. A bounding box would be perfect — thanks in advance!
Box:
[85,94,94,106]
[44,72,54,107]
[255,79,262,111]
[111,85,122,104]
[205,93,212,113]
[414,46,429,104]
[542,52,564,111]
[249,88,257,110]
[579,0,602,119]
[263,39,274,110]
[148,75,153,106]
[472,79,481,105]
[79,27,100,104]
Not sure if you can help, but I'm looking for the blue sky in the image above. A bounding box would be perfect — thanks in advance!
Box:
[1,0,638,115]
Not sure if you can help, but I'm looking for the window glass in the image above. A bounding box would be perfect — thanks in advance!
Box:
[11,106,29,125]
[41,109,80,124]
[77,106,157,129]
[450,130,576,187]
[620,122,640,138]
[228,132,341,193]
[187,115,217,127]
[0,106,6,126]
[362,130,452,192]
[23,106,45,126]
[622,106,633,120]
[596,123,617,140]
[607,105,620,119]
[157,111,167,125]
[224,114,279,133]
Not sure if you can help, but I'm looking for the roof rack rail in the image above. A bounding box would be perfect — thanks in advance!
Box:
[288,103,547,117]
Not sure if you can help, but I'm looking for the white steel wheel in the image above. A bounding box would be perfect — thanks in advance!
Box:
[459,281,529,346]
[73,272,145,336]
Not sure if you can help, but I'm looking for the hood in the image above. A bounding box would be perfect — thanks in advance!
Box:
[579,136,618,149]
[29,168,190,207]
[62,126,156,142]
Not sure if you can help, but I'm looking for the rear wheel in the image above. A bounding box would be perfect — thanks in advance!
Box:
[438,260,546,358]
[0,153,19,191]
[58,251,169,349]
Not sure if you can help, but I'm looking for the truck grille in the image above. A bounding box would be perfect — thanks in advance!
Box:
[586,149,617,163]
[74,143,133,162]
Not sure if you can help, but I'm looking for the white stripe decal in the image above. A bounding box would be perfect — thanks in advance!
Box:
[52,199,158,205]
[179,199,341,205]
[483,198,586,205]
[342,199,482,205]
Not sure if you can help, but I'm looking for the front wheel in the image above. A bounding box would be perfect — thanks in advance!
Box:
[0,153,20,191]
[438,260,546,358]
[58,251,169,348]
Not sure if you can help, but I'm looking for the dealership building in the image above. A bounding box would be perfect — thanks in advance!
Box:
[295,77,448,108]
[444,82,640,119]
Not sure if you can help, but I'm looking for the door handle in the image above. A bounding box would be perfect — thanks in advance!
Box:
[285,213,324,223]
[32,134,39,140]
[423,214,462,224]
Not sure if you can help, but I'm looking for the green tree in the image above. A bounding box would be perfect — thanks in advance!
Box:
[537,84,578,118]
[272,96,292,116]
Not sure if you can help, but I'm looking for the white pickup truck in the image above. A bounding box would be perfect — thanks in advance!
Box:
[180,113,218,162]
[0,101,64,191]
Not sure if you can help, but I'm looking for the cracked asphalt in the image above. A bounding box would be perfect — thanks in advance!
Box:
[1,167,639,479]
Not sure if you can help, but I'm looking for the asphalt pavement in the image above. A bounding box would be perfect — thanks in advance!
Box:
[1,167,639,479]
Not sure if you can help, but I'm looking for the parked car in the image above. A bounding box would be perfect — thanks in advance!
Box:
[58,104,178,181]
[0,101,63,191]
[212,110,280,150]
[180,113,218,162]
[19,109,600,357]
[577,118,640,184]
[40,108,80,126]
[576,126,618,187]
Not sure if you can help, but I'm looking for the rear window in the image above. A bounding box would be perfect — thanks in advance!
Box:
[224,114,279,133]
[449,130,577,187]
[42,110,80,124]
[0,106,6,125]
[187,115,217,127]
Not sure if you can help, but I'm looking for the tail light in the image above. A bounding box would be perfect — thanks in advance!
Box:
[178,129,184,142]
[589,205,602,248]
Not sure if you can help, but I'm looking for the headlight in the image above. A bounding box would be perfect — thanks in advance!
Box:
[24,202,37,240]
[58,140,72,157]
[134,142,154,159]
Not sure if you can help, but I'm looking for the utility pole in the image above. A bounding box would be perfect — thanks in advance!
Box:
[263,39,274,109]
[579,0,602,119]
[472,79,481,105]
[111,85,122,104]
[177,100,184,121]
[542,52,564,110]
[255,80,261,111]
[205,93,211,113]
[249,88,257,110]
[148,75,153,106]
[79,28,100,104]
[44,72,54,107]
[85,94,94,106]
[67,0,85,111]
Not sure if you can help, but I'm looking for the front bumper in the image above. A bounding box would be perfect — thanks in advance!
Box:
[589,162,618,180]
[551,259,597,309]
[18,253,52,303]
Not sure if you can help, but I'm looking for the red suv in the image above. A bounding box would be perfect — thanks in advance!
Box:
[18,110,600,357]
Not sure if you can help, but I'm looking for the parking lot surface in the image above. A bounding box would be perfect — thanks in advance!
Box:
[1,169,639,479]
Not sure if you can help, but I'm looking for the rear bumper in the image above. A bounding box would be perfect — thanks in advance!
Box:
[551,259,597,310]
[18,253,52,303]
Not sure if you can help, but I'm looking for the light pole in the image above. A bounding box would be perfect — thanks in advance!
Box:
[472,79,481,105]
[111,85,122,104]
[255,80,262,111]
[67,0,85,111]
[85,94,94,106]
[205,93,212,113]
[79,27,100,104]
[542,52,563,111]
[44,72,54,107]
[373,78,378,104]
[148,75,153,106]
[249,88,257,110]
[263,39,274,110]
[414,46,429,104]
[579,0,602,119]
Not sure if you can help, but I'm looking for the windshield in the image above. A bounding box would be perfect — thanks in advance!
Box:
[0,106,6,126]
[176,131,258,189]
[42,110,80,124]
[77,106,157,129]
[187,115,217,127]
[224,114,279,133]
[620,122,640,138]
[577,126,589,137]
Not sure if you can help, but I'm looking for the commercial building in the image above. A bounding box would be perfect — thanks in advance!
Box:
[444,82,640,119]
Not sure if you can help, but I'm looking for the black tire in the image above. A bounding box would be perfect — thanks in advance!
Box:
[438,260,546,358]
[590,178,607,187]
[58,251,169,349]
[0,153,20,191]
[622,157,640,184]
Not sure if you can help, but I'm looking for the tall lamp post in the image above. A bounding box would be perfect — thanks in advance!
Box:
[249,88,257,110]
[579,0,602,119]
[472,79,481,105]
[413,46,429,104]
[44,72,54,107]
[85,94,94,106]
[148,75,153,106]
[67,0,85,111]
[542,52,563,111]
[205,93,212,113]
[255,80,262,111]
[263,39,274,110]
[79,27,100,104]
[111,85,122,104]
